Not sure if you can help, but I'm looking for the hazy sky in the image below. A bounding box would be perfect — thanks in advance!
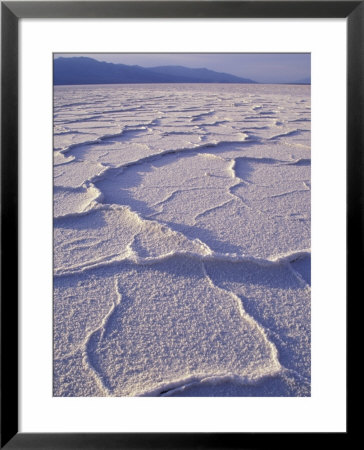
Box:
[54,53,310,84]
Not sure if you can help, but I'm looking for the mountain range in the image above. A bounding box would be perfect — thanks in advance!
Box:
[53,57,257,85]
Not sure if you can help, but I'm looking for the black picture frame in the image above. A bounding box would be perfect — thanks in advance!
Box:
[1,1,358,448]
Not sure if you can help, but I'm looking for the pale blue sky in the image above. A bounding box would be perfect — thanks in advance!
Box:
[54,53,310,84]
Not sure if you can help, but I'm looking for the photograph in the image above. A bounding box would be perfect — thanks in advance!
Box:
[53,53,311,397]
[1,0,357,446]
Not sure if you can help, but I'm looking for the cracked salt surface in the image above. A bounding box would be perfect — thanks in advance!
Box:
[54,83,310,396]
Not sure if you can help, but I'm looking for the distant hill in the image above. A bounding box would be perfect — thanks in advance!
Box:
[53,57,257,85]
[148,65,255,84]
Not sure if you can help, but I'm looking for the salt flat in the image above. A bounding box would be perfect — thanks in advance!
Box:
[53,83,310,396]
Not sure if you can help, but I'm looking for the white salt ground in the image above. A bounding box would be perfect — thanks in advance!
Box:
[53,83,311,397]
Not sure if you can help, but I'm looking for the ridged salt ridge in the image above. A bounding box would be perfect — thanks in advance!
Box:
[56,126,144,154]
[54,197,143,220]
[53,150,310,221]
[86,144,309,198]
[59,127,251,169]
[268,128,308,140]
[53,182,104,219]
[158,367,310,397]
[55,127,308,195]
[53,140,269,218]
[56,113,165,153]
[54,246,311,278]
[136,370,283,397]
[82,276,123,396]
[202,260,282,376]
[53,151,76,167]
